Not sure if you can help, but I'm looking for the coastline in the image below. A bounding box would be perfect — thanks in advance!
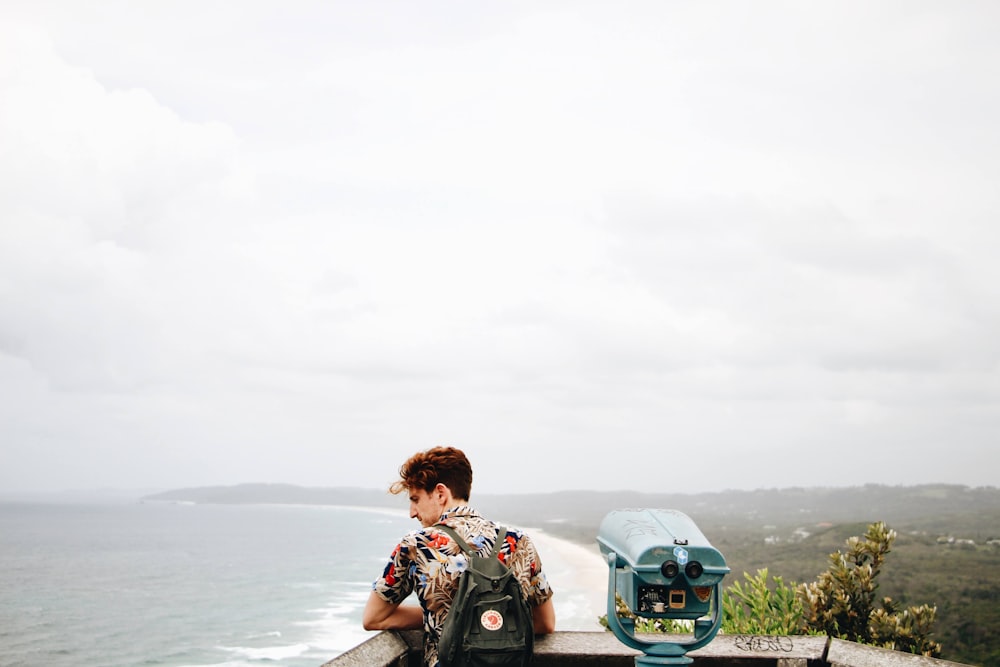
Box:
[514,526,608,631]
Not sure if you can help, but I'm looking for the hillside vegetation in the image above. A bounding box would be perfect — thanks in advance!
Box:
[477,485,1000,667]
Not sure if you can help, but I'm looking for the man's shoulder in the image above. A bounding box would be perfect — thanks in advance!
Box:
[395,526,435,548]
[435,508,541,548]
[495,523,534,540]
[397,521,480,545]
[478,522,541,557]
[438,507,494,531]
[497,526,545,562]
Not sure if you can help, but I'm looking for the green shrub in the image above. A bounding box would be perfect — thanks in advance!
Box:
[599,592,693,634]
[799,521,942,657]
[722,568,806,635]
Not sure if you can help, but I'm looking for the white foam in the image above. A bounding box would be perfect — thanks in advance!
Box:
[298,612,374,655]
[306,602,356,616]
[296,594,381,657]
[220,643,310,661]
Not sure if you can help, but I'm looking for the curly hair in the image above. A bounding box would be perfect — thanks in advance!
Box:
[389,446,473,500]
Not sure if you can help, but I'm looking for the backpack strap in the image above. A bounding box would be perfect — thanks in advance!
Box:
[436,523,506,560]
[491,526,508,559]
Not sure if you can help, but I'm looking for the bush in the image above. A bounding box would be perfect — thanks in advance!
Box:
[599,592,693,634]
[798,521,942,657]
[722,568,806,636]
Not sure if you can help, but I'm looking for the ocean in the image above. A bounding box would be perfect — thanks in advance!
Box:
[0,499,606,667]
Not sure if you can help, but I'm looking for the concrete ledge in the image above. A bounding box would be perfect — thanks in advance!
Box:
[690,634,828,661]
[532,632,829,666]
[322,632,971,667]
[826,638,969,667]
[532,631,635,666]
[319,630,414,667]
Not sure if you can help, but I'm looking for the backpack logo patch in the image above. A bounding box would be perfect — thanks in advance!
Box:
[480,609,503,631]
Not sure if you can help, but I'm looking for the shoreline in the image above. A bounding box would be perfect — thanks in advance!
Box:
[512,524,608,631]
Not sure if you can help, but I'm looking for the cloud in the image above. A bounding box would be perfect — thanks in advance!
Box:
[1,5,999,494]
[0,23,249,391]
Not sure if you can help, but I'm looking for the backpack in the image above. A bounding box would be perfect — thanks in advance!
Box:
[435,524,534,667]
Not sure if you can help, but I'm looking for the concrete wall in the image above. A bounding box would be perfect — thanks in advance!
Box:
[321,631,972,667]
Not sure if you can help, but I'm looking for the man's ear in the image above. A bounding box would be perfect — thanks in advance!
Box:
[434,483,451,502]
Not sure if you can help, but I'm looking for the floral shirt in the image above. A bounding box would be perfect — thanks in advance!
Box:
[372,506,553,667]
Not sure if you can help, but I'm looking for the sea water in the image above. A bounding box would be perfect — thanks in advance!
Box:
[0,500,419,667]
[0,499,604,667]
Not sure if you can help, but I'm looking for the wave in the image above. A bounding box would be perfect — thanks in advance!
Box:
[296,599,376,656]
[219,643,310,661]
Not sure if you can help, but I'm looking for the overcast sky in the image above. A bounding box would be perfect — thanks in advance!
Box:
[1,1,998,497]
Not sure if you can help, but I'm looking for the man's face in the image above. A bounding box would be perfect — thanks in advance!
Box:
[408,486,445,527]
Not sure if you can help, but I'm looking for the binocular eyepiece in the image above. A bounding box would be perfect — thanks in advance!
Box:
[660,559,704,580]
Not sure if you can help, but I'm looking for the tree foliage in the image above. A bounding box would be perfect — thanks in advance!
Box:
[799,521,942,657]
[722,568,806,636]
[600,592,693,634]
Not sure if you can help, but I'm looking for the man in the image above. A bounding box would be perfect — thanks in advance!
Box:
[363,446,556,666]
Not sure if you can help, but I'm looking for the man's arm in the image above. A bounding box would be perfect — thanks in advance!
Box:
[362,591,423,631]
[531,598,556,634]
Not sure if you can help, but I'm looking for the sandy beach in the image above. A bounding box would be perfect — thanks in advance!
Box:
[523,527,608,631]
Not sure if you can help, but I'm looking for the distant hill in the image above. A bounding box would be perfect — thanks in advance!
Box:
[144,483,400,508]
[476,483,1000,541]
[143,482,1000,541]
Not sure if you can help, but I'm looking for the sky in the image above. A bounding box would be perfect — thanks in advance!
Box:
[1,1,998,497]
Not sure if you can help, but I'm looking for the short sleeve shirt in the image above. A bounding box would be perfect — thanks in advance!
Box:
[372,506,553,667]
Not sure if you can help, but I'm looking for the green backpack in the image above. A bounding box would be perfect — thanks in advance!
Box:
[435,524,534,667]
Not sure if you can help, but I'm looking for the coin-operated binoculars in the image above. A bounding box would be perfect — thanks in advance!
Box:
[597,509,730,666]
